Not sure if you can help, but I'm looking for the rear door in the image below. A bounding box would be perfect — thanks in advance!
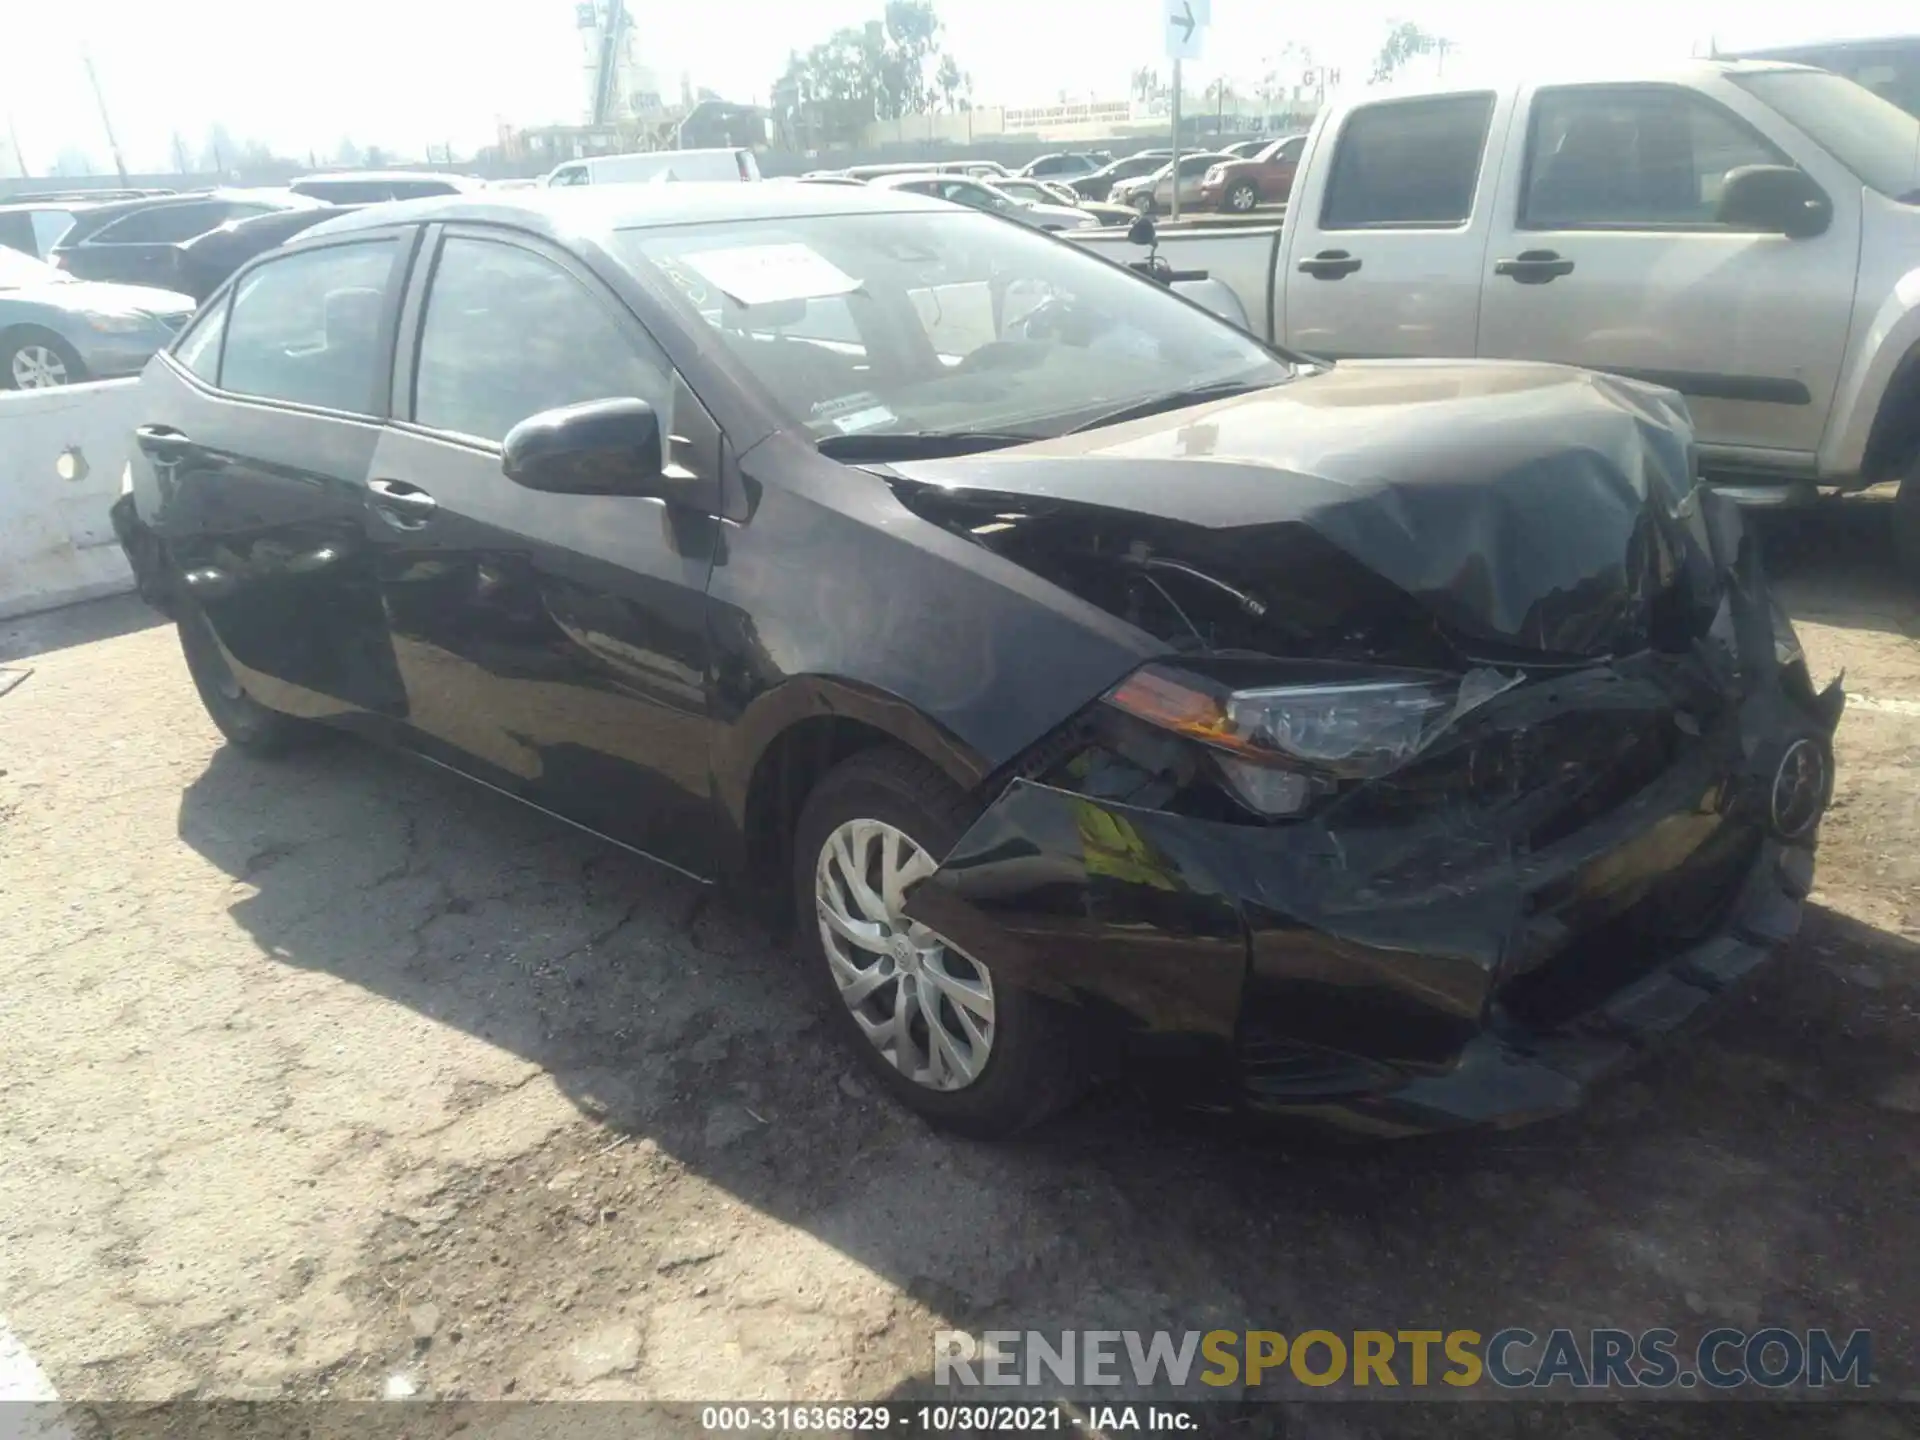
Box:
[366,227,722,875]
[134,231,416,725]
[1475,82,1860,459]
[1281,90,1509,359]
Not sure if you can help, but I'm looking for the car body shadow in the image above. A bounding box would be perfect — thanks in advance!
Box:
[172,732,1920,1398]
[0,592,164,665]
[1757,492,1918,643]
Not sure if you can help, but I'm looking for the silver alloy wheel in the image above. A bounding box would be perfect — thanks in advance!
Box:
[1229,183,1258,211]
[10,344,70,389]
[815,818,995,1091]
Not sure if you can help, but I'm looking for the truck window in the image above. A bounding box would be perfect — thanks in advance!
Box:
[1522,85,1788,229]
[1320,94,1495,228]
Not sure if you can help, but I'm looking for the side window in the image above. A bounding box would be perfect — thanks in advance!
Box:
[88,201,229,244]
[172,295,229,382]
[220,240,396,413]
[1320,93,1496,228]
[412,236,671,446]
[1279,137,1306,165]
[551,165,589,187]
[1522,86,1790,229]
[0,214,33,256]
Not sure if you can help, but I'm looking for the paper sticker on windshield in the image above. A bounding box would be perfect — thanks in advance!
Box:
[681,244,861,308]
[830,405,896,435]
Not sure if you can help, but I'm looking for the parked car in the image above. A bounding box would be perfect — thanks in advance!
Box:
[841,160,1012,183]
[1019,151,1112,180]
[1072,60,1920,560]
[868,173,1095,230]
[1109,153,1236,213]
[1198,134,1306,212]
[1069,150,1173,201]
[49,190,321,291]
[544,149,762,186]
[289,172,478,204]
[0,201,91,260]
[1730,35,1920,118]
[988,177,1135,226]
[796,174,870,187]
[173,206,347,302]
[111,184,1840,1140]
[0,245,192,388]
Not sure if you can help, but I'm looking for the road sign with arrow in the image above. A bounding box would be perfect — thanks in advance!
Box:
[1163,0,1206,60]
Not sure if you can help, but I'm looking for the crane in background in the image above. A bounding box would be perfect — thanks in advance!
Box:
[589,0,630,128]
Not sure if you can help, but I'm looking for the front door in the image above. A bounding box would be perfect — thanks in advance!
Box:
[1281,90,1509,360]
[133,234,412,726]
[1476,82,1860,460]
[367,228,722,876]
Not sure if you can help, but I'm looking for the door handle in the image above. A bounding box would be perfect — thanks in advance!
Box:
[1493,250,1576,284]
[368,477,438,530]
[1297,249,1362,280]
[134,424,194,459]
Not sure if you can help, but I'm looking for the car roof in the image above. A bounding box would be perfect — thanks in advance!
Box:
[1357,56,1823,101]
[293,171,472,184]
[868,172,971,188]
[294,182,961,247]
[0,200,97,215]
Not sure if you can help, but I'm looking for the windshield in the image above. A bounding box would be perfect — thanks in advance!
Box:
[0,246,68,289]
[615,210,1288,443]
[1732,69,1920,199]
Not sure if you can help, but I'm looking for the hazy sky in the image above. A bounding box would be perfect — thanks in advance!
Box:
[5,0,1912,171]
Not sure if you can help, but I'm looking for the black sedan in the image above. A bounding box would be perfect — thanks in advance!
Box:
[111,185,1842,1139]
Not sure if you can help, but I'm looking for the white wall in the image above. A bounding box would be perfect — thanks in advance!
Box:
[0,380,140,621]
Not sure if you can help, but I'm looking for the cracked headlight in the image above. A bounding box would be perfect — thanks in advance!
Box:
[1104,664,1518,817]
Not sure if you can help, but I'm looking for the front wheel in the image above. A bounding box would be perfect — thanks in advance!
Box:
[176,594,321,758]
[793,747,1087,1138]
[1226,181,1259,212]
[3,329,87,390]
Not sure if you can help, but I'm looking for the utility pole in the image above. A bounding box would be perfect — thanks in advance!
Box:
[5,113,28,178]
[82,51,130,182]
[1170,58,1182,220]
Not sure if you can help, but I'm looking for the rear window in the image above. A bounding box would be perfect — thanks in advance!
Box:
[1320,93,1496,227]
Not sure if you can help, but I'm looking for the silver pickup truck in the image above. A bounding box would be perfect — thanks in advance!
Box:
[1074,60,1920,563]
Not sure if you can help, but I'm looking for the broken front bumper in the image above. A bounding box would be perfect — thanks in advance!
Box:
[903,666,1843,1138]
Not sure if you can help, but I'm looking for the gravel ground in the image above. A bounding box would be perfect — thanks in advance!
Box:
[0,502,1916,1429]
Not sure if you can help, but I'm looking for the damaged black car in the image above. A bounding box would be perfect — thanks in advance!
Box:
[112,185,1843,1139]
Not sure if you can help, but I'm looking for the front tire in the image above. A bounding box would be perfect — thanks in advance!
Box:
[793,747,1087,1138]
[3,329,87,390]
[176,595,320,758]
[1226,181,1259,212]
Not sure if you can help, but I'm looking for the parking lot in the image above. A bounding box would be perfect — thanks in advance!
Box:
[0,501,1917,1416]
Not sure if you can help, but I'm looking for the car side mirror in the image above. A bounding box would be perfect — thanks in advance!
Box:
[1716,165,1832,239]
[502,398,667,497]
[1127,213,1158,247]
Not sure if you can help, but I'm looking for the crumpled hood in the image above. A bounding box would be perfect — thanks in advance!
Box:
[888,359,1703,656]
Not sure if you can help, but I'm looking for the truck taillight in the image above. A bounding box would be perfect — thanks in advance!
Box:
[737,152,750,180]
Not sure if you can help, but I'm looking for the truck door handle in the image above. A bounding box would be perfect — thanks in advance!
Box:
[1298,249,1362,279]
[1494,250,1576,284]
[134,425,195,460]
[368,477,438,529]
